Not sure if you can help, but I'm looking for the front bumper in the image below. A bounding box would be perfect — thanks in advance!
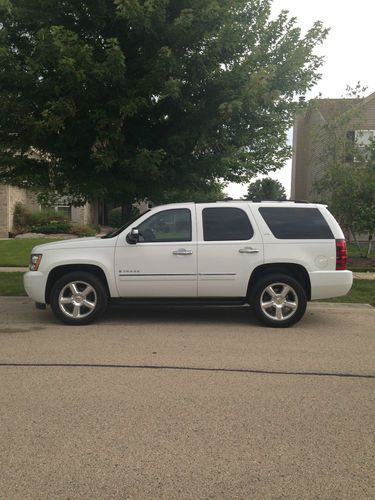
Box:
[23,271,47,304]
[309,270,353,300]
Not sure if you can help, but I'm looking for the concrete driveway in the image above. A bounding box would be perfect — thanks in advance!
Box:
[0,297,374,499]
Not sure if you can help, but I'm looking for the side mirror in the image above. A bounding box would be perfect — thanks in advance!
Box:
[126,228,139,245]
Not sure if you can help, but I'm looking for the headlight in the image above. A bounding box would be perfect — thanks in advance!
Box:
[29,254,43,271]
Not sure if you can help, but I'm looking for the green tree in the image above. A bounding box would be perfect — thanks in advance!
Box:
[245,177,286,201]
[313,87,375,257]
[317,144,375,258]
[0,0,328,214]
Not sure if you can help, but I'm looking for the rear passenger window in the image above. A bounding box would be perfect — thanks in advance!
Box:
[203,208,253,241]
[259,207,334,239]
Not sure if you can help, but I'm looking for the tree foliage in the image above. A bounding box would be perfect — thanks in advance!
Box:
[0,0,328,204]
[313,87,375,257]
[245,177,286,201]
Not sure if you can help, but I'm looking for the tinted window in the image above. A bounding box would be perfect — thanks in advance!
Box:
[259,207,334,239]
[137,209,191,242]
[203,208,253,241]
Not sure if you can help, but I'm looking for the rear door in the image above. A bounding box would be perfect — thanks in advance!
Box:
[196,203,264,297]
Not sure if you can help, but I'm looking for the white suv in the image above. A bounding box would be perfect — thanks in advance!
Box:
[24,201,353,327]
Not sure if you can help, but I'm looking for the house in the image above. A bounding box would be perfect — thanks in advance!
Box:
[0,184,100,238]
[0,184,150,238]
[291,91,375,201]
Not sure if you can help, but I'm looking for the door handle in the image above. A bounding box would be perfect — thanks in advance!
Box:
[172,249,193,255]
[239,247,260,254]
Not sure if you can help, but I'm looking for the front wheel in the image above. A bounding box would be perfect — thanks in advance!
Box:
[50,271,108,325]
[250,274,307,328]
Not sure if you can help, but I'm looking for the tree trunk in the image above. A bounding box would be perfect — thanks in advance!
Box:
[365,233,373,259]
[121,201,133,225]
[350,227,363,257]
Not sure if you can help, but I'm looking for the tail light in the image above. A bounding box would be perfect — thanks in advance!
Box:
[336,239,347,270]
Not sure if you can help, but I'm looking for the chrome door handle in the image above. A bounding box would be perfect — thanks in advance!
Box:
[239,247,260,254]
[172,249,193,255]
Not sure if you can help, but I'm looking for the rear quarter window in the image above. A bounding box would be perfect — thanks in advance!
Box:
[259,207,334,239]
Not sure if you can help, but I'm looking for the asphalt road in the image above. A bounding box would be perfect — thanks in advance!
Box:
[0,297,374,499]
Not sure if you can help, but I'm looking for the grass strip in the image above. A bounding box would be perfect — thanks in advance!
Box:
[0,238,61,267]
[0,272,27,296]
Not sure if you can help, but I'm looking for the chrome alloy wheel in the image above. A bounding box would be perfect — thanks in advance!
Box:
[58,281,97,319]
[260,282,299,321]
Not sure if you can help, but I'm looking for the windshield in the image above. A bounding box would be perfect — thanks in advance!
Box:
[101,210,150,239]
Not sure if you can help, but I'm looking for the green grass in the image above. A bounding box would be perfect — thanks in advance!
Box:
[0,238,61,267]
[0,272,27,296]
[318,279,375,306]
[0,272,373,306]
[347,243,361,257]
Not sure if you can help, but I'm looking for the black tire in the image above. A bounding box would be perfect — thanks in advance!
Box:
[250,273,307,328]
[50,271,108,325]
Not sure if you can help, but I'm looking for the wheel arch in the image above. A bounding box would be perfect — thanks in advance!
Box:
[45,264,110,304]
[247,263,311,301]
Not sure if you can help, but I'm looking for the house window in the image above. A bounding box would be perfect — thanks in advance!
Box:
[355,129,375,146]
[56,206,72,220]
[346,130,374,162]
[41,204,72,220]
[355,130,375,160]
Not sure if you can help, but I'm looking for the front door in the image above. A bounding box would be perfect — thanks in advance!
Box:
[115,205,197,297]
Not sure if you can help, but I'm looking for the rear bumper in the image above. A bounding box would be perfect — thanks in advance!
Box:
[23,271,47,304]
[309,270,353,300]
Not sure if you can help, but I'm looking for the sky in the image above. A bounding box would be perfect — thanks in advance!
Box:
[226,0,375,199]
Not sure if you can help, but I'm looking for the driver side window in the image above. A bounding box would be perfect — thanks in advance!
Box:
[137,209,192,242]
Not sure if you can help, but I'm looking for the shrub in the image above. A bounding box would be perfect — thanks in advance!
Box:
[108,207,122,228]
[31,222,72,234]
[30,209,68,227]
[70,224,97,237]
[13,202,32,233]
[89,223,101,233]
[108,206,141,228]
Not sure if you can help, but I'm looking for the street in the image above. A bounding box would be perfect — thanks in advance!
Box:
[0,298,374,499]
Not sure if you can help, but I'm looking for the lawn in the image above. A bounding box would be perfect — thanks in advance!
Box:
[347,242,375,272]
[0,272,373,306]
[0,273,27,296]
[318,279,375,306]
[0,238,61,267]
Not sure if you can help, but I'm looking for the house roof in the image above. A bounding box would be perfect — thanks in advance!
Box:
[307,90,375,122]
[309,98,358,121]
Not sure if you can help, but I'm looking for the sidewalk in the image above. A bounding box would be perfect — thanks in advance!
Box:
[0,267,28,272]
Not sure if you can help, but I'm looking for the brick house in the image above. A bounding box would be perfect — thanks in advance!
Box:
[291,90,375,201]
[0,183,150,238]
[0,184,100,238]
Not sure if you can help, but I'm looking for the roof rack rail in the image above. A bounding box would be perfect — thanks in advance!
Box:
[258,199,309,203]
[194,199,310,203]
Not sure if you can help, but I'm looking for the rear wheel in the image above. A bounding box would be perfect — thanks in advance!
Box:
[50,271,108,325]
[250,274,307,328]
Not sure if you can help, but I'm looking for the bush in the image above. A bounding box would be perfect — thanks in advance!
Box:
[70,224,97,237]
[29,209,72,234]
[89,223,101,233]
[31,222,72,234]
[30,209,68,226]
[108,207,122,228]
[13,202,32,233]
[108,206,141,228]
